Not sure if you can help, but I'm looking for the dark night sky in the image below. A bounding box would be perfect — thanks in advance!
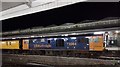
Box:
[2,2,120,32]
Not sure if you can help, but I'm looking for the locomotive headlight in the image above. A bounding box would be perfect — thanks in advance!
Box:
[74,47,75,48]
[87,44,89,45]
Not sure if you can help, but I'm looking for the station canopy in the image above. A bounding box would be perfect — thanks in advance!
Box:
[0,0,87,21]
[1,17,120,38]
[1,0,119,21]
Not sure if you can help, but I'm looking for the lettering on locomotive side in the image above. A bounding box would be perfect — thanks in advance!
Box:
[68,42,76,46]
[34,44,51,48]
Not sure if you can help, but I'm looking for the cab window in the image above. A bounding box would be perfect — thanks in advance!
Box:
[94,37,99,43]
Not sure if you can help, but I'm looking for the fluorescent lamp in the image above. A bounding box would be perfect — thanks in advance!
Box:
[12,38,16,39]
[94,31,105,35]
[115,30,120,33]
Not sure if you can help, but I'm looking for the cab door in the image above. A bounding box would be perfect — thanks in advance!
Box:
[76,37,89,51]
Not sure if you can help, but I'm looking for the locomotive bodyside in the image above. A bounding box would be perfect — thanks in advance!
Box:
[27,37,89,51]
[29,38,52,49]
[76,37,89,51]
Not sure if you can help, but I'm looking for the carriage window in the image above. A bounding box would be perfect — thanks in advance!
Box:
[9,42,11,45]
[6,42,9,45]
[56,39,64,47]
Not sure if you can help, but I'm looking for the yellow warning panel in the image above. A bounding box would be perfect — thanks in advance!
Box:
[0,40,19,49]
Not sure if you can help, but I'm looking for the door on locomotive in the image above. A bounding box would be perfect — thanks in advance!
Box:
[76,37,89,51]
[53,38,67,49]
[22,39,29,50]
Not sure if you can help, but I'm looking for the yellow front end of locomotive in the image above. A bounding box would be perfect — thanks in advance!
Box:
[89,36,104,51]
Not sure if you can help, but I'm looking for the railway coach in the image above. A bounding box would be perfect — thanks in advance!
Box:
[0,34,105,57]
[0,39,29,54]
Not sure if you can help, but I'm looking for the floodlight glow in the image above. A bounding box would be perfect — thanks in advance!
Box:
[12,38,16,39]
[64,34,68,36]
[71,33,77,35]
[47,38,53,40]
[31,36,35,37]
[115,30,120,33]
[94,31,105,34]
[61,34,68,36]
[85,36,91,39]
[70,37,76,39]
[54,38,57,40]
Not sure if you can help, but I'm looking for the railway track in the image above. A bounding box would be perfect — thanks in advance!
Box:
[3,53,120,61]
[98,56,120,60]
